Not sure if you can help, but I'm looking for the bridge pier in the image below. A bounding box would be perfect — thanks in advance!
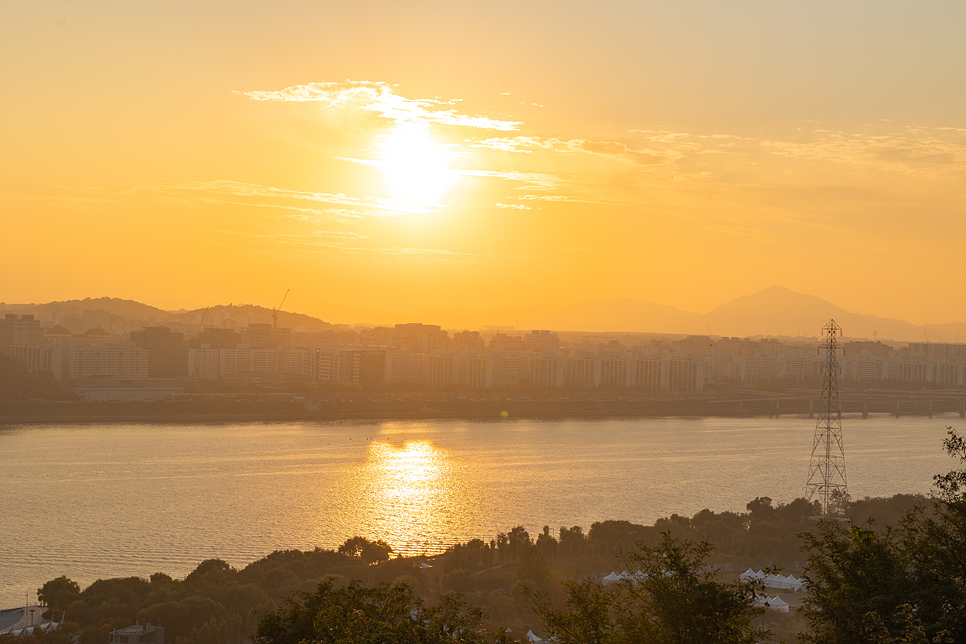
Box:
[774,400,780,419]
[808,399,814,419]
[928,399,933,418]
[895,398,900,418]
[862,401,869,419]
[960,398,965,418]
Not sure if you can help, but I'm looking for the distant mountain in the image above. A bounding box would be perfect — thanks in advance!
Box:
[4,288,964,342]
[469,286,966,342]
[702,286,965,343]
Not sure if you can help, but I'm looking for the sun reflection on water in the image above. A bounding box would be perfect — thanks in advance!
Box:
[334,439,471,555]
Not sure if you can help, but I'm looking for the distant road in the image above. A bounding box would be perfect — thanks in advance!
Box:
[2,393,964,424]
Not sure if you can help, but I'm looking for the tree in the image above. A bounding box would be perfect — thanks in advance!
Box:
[336,536,393,565]
[558,526,585,558]
[536,526,558,559]
[530,532,763,644]
[898,426,966,640]
[186,559,236,586]
[799,523,911,644]
[800,426,965,643]
[253,578,508,644]
[38,576,80,615]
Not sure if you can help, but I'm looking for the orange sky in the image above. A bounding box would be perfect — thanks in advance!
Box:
[1,2,964,327]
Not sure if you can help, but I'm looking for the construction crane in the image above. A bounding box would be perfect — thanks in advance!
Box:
[198,307,210,336]
[272,289,289,329]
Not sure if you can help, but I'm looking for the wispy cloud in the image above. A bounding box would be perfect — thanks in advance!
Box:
[128,179,430,218]
[459,169,561,190]
[218,230,368,246]
[236,81,520,131]
[515,194,610,205]
[214,229,548,267]
[495,202,531,210]
[758,126,965,177]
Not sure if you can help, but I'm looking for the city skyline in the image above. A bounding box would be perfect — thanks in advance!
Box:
[2,2,964,326]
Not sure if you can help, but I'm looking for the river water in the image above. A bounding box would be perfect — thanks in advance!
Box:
[0,415,959,607]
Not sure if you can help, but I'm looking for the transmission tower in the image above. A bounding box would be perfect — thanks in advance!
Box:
[805,319,849,516]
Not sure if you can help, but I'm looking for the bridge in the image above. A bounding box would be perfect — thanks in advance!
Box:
[704,389,966,418]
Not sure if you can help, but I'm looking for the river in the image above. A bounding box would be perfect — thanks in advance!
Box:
[0,415,959,607]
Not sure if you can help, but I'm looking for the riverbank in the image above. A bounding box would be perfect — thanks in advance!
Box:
[2,395,963,424]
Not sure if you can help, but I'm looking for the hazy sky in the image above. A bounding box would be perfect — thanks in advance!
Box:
[2,2,963,326]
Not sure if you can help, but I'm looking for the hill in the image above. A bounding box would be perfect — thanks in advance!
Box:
[4,297,171,321]
[4,288,964,342]
[176,304,335,333]
[702,286,965,342]
[470,287,966,341]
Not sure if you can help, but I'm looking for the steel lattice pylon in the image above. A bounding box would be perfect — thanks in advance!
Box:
[805,319,849,516]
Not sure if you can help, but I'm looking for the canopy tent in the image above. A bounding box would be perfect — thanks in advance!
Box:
[739,568,760,581]
[526,629,543,643]
[602,571,622,586]
[762,573,804,592]
[767,595,790,613]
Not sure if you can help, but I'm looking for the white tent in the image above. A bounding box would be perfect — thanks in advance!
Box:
[762,573,804,591]
[766,595,790,613]
[526,629,543,643]
[739,568,758,581]
[602,571,622,586]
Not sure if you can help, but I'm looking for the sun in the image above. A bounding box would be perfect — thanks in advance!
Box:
[378,123,458,206]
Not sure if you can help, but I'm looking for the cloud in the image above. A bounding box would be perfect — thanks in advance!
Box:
[459,169,562,190]
[471,135,673,166]
[219,230,369,247]
[758,126,965,177]
[515,194,609,204]
[128,179,430,218]
[236,81,520,131]
[213,229,546,267]
[495,202,531,210]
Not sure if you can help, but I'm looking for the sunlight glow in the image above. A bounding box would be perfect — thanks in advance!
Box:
[333,439,474,556]
[378,123,459,206]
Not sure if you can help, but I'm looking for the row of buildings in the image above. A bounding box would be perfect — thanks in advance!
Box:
[2,314,965,392]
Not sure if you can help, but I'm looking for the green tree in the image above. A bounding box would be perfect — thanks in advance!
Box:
[558,526,585,558]
[898,426,966,640]
[800,426,965,643]
[253,578,508,644]
[530,532,763,644]
[38,576,81,615]
[799,523,911,644]
[536,526,558,559]
[336,536,393,565]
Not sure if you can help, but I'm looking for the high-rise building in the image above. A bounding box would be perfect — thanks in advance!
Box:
[131,327,188,377]
[0,314,43,353]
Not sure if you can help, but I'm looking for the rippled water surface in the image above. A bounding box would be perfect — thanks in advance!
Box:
[0,415,959,607]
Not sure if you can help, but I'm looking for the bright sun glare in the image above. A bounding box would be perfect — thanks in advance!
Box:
[379,123,458,206]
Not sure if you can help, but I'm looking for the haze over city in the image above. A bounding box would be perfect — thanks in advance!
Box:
[2,2,964,327]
